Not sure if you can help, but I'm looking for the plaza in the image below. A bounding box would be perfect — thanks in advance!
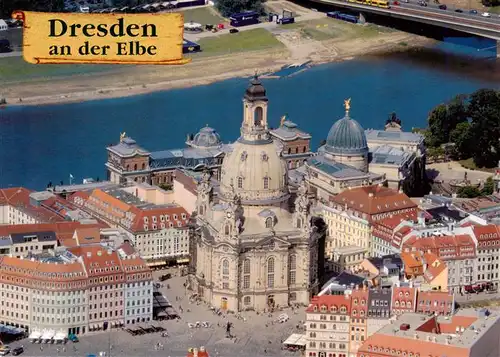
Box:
[10,273,306,357]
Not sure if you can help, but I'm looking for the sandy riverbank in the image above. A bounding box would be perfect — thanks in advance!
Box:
[1,32,432,107]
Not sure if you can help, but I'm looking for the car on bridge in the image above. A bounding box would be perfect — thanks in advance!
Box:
[469,9,478,14]
[418,0,427,6]
[481,12,491,17]
[438,4,447,9]
[454,8,463,12]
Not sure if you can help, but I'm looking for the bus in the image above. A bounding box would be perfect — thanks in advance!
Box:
[370,0,391,8]
[230,11,260,27]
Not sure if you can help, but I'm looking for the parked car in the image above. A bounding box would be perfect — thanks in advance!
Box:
[418,1,427,6]
[481,12,491,17]
[438,4,447,9]
[229,28,239,34]
[393,1,400,5]
[0,346,10,356]
[454,8,463,12]
[12,347,24,356]
[469,9,478,14]
[158,273,171,281]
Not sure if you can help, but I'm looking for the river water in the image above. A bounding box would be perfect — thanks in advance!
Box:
[0,39,498,189]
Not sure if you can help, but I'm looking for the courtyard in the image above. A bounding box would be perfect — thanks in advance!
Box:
[10,271,307,357]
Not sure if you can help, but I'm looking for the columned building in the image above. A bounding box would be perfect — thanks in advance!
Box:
[188,77,326,312]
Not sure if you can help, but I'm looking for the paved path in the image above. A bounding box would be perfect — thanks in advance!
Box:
[427,161,493,183]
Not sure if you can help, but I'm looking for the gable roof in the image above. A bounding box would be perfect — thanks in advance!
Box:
[330,185,417,216]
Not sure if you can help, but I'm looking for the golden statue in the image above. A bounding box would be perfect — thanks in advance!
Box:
[344,98,351,115]
[280,114,287,126]
[120,132,127,143]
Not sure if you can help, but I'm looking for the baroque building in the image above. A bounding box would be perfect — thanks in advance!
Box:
[188,77,326,312]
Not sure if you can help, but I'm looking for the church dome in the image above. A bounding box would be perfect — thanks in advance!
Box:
[192,126,221,148]
[219,140,289,205]
[325,114,368,155]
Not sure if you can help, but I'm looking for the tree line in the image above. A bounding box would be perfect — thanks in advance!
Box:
[423,88,500,169]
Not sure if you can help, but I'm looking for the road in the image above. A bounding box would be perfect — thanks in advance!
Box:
[317,0,500,36]
[0,50,22,58]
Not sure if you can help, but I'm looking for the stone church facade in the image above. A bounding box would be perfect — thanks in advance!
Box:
[188,77,326,312]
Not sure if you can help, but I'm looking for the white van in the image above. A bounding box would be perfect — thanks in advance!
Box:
[80,6,90,13]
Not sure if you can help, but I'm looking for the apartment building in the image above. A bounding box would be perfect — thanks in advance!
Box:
[472,225,500,288]
[69,187,190,265]
[402,233,477,293]
[0,242,152,336]
[357,309,499,357]
[306,286,455,357]
[306,294,351,357]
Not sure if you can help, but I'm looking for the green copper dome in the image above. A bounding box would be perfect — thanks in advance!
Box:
[325,114,368,156]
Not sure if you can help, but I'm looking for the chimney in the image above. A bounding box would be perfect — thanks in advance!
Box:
[193,348,199,357]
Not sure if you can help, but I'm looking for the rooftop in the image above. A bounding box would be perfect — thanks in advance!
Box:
[270,120,312,141]
[308,154,375,179]
[359,309,499,355]
[370,145,415,166]
[330,185,417,217]
[107,137,150,158]
[365,129,424,144]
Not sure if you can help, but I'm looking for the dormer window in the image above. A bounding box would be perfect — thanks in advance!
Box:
[265,217,274,228]
[152,216,157,223]
[143,217,148,223]
[173,214,178,220]
[182,213,186,219]
[165,215,170,221]
[238,176,243,189]
[160,215,165,222]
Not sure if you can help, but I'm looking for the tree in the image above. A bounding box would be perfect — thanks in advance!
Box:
[449,121,472,160]
[467,89,500,168]
[401,157,431,197]
[456,185,481,198]
[426,95,468,148]
[215,0,265,17]
[481,177,495,196]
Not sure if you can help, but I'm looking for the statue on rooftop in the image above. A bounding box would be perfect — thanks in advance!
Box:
[120,132,127,143]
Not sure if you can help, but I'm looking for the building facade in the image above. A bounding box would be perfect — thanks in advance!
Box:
[106,127,227,186]
[0,242,152,336]
[189,77,326,312]
[270,119,313,170]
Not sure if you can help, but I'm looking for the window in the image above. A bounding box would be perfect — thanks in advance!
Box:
[238,177,243,189]
[254,107,263,126]
[243,296,251,305]
[265,217,273,228]
[288,254,296,285]
[263,177,269,189]
[267,257,275,288]
[221,259,229,289]
[243,259,250,289]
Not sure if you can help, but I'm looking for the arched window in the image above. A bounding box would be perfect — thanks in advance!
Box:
[225,224,230,235]
[296,218,301,228]
[199,205,204,215]
[267,257,275,288]
[243,259,250,289]
[265,217,273,228]
[288,254,296,285]
[126,165,130,171]
[254,107,263,126]
[263,177,269,189]
[142,163,145,170]
[288,148,291,154]
[222,260,229,275]
[134,164,137,171]
[237,177,243,189]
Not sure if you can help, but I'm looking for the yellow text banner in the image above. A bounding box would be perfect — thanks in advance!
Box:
[13,11,190,65]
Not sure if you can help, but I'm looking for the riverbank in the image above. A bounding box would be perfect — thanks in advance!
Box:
[0,31,431,107]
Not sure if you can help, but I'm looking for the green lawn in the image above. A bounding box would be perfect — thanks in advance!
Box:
[0,56,116,83]
[487,5,500,13]
[459,158,497,173]
[196,28,284,55]
[180,7,224,25]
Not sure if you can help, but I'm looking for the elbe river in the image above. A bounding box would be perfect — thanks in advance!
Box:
[0,38,499,189]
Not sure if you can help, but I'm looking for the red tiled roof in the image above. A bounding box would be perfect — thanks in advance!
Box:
[0,222,105,240]
[403,234,476,261]
[330,185,417,216]
[130,206,190,233]
[306,294,352,313]
[473,224,500,243]
[423,253,447,283]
